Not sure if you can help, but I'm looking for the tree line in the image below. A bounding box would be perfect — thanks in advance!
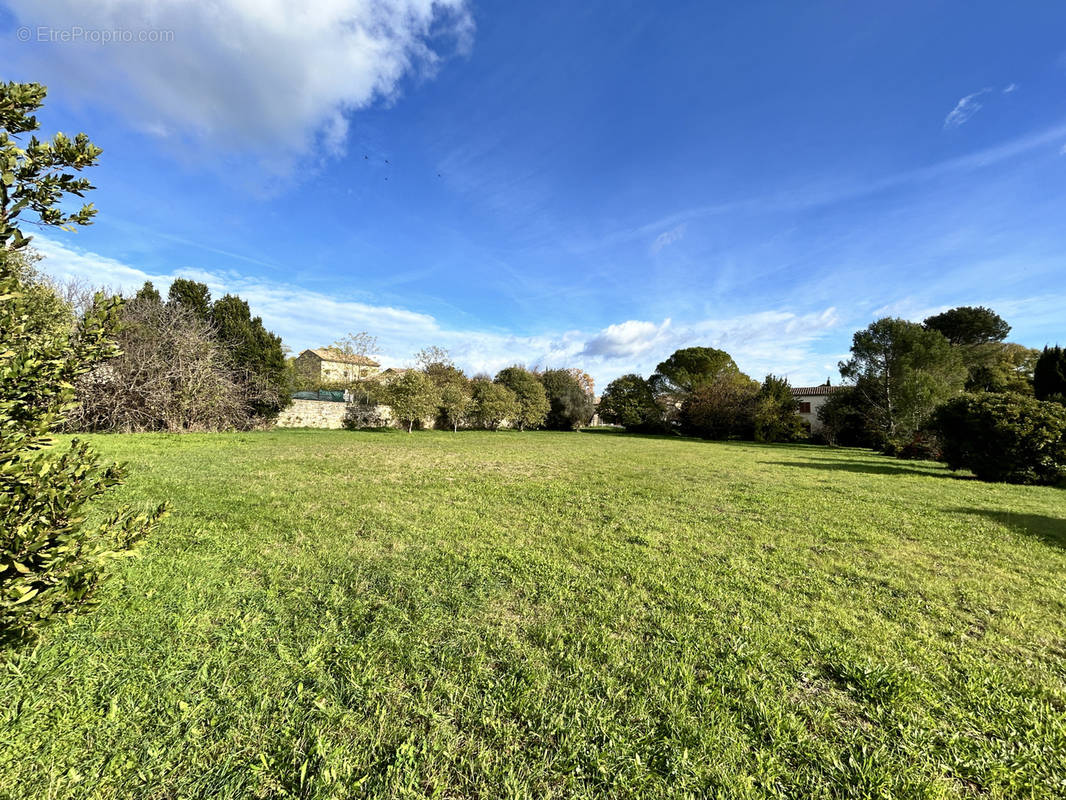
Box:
[596,308,1066,485]
[342,348,597,433]
[10,262,294,433]
[596,347,807,443]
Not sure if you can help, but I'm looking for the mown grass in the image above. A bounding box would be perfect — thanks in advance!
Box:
[2,429,1065,799]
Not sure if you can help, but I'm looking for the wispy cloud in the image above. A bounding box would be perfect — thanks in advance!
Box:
[943,88,991,129]
[577,120,1066,256]
[650,224,686,254]
[1003,83,1018,94]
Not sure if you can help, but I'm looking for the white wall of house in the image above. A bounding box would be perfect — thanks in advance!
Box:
[796,393,831,432]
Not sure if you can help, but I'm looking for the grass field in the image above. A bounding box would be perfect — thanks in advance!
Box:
[2,429,1065,799]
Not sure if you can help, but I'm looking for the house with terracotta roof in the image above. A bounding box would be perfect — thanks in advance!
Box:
[790,382,845,432]
[294,348,381,383]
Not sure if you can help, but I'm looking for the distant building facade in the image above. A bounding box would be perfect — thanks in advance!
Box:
[790,383,844,432]
[295,348,381,384]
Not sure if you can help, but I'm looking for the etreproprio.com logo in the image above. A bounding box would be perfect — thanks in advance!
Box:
[16,26,175,44]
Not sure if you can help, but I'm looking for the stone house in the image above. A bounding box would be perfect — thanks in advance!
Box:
[294,348,381,384]
[374,367,411,383]
[790,383,844,432]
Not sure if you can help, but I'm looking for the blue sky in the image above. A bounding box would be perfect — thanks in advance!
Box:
[4,0,1065,390]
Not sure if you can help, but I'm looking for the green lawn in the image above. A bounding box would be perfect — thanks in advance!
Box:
[2,430,1065,799]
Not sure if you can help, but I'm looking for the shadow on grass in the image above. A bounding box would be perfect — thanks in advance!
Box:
[952,508,1066,549]
[580,428,866,452]
[759,459,965,479]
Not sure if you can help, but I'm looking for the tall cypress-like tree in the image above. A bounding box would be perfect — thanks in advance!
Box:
[167,278,211,318]
[1034,345,1066,403]
[135,281,162,303]
[210,294,290,416]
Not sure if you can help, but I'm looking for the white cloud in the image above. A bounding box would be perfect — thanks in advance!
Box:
[7,0,472,168]
[30,235,846,391]
[1003,83,1017,94]
[650,224,686,254]
[683,308,841,381]
[943,89,991,129]
[581,319,672,359]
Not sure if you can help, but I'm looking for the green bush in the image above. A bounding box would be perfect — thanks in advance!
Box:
[1,80,165,647]
[753,374,807,443]
[883,432,942,461]
[597,374,664,432]
[382,370,440,433]
[816,388,878,448]
[495,366,549,430]
[1,261,166,646]
[342,404,389,430]
[679,374,758,440]
[537,368,594,430]
[930,393,1066,485]
[1034,345,1066,404]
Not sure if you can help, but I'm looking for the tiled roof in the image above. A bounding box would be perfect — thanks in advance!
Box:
[304,348,380,367]
[790,385,844,397]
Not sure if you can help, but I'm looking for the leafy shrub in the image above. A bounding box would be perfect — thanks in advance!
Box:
[1,79,165,647]
[930,393,1066,484]
[1,260,166,647]
[495,366,549,430]
[1034,345,1066,404]
[884,432,942,461]
[597,374,664,432]
[343,404,389,430]
[538,368,594,430]
[680,374,758,440]
[816,388,878,448]
[753,374,807,443]
[472,381,517,430]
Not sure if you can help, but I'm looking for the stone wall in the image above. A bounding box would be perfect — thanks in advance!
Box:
[275,399,428,430]
[276,399,514,431]
[275,399,348,429]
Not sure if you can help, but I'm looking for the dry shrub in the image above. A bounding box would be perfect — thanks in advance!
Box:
[70,299,253,432]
